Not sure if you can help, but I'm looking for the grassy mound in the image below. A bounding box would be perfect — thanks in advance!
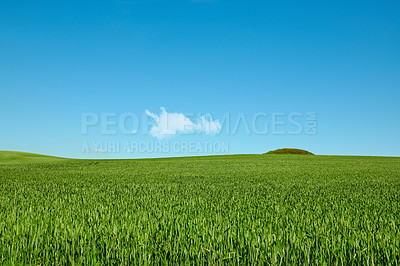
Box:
[0,151,65,163]
[265,148,314,155]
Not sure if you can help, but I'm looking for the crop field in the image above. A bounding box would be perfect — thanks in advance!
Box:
[0,151,399,265]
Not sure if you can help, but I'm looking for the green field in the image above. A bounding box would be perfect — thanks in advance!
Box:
[0,151,399,265]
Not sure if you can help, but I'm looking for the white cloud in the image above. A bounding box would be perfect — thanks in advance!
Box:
[195,114,222,134]
[145,107,221,139]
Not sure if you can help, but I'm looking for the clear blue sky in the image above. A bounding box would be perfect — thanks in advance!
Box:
[1,0,399,158]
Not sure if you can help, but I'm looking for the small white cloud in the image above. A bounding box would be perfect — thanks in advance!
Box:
[145,107,221,139]
[90,148,105,153]
[195,114,222,134]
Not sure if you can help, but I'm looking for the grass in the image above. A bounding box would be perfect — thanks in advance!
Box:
[265,148,314,155]
[0,151,65,163]
[0,151,399,264]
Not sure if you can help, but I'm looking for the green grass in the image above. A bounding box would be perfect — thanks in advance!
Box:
[265,148,314,155]
[0,151,399,264]
[0,151,65,163]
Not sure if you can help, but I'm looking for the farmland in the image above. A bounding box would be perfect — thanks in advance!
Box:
[0,151,399,264]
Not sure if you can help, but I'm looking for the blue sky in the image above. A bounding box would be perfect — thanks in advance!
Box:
[1,0,399,158]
